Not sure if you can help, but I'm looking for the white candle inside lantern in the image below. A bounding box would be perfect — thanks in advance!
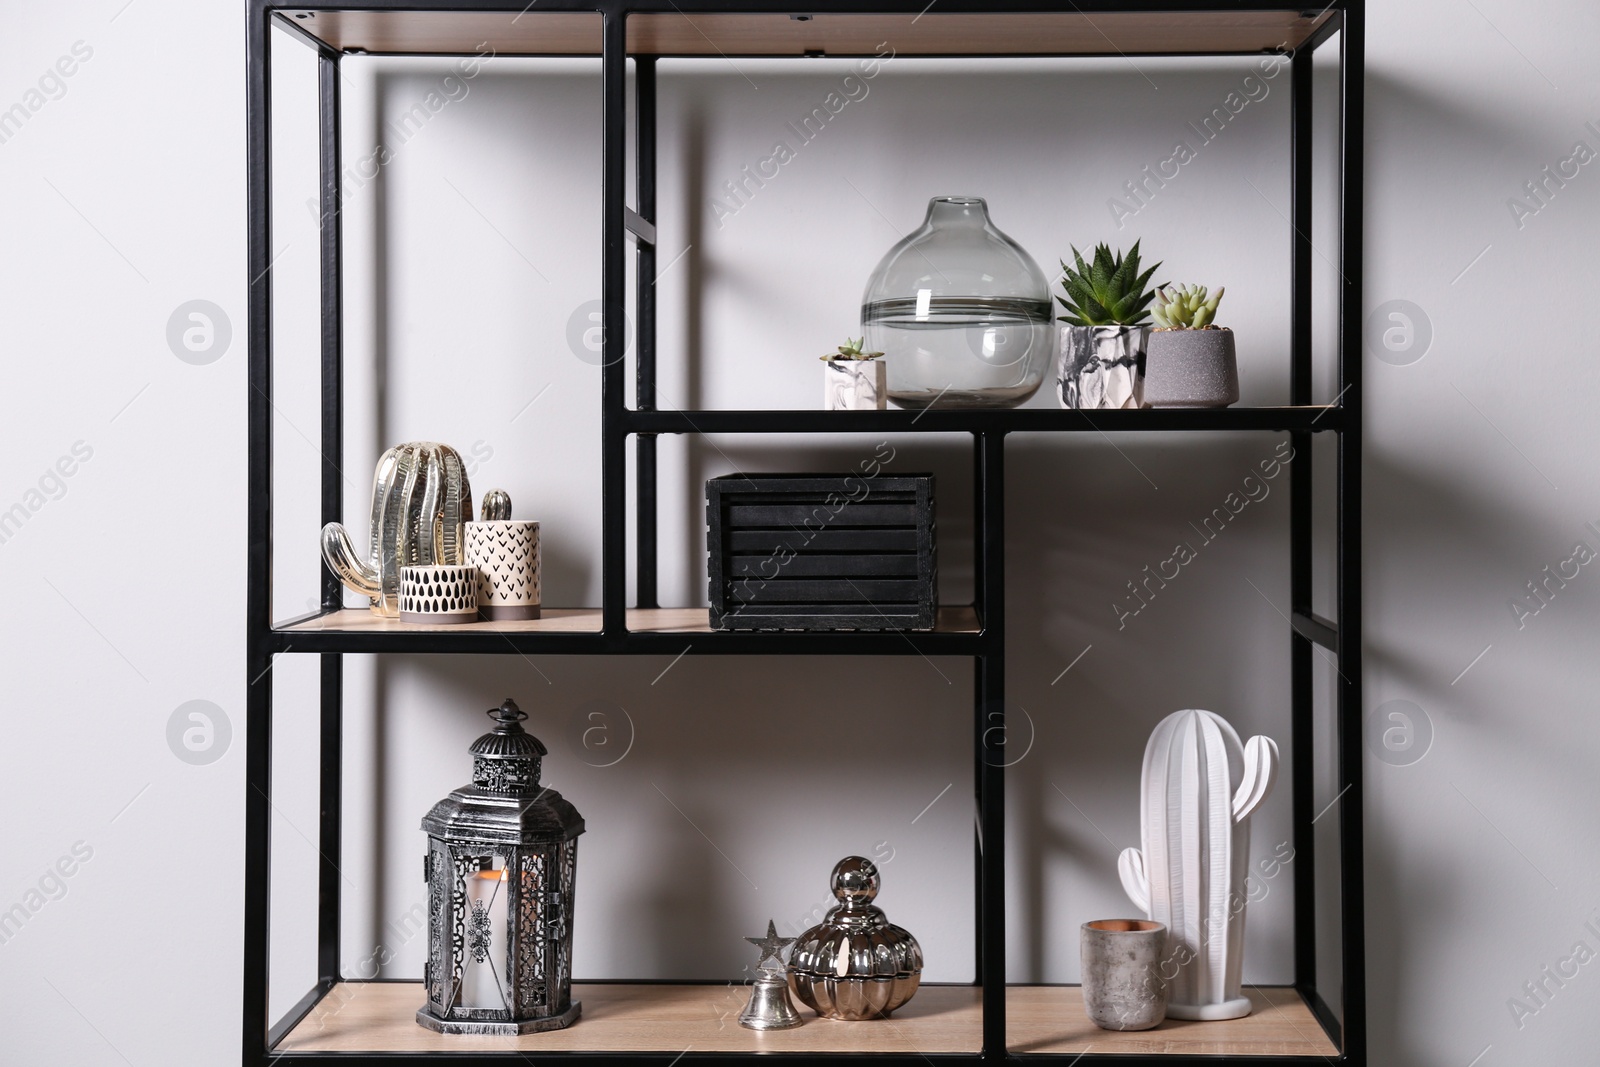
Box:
[459,867,510,1011]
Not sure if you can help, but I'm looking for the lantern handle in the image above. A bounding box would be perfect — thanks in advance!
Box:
[490,699,528,727]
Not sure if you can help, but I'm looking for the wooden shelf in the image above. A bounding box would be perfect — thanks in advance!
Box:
[280,606,606,635]
[1007,986,1338,1057]
[625,406,1345,435]
[276,9,1334,59]
[275,983,1335,1058]
[278,605,978,635]
[270,605,984,655]
[276,981,981,1054]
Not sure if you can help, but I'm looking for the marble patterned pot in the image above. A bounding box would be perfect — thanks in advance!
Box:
[1143,328,1239,408]
[1057,325,1149,409]
[1080,919,1168,1032]
[824,359,887,411]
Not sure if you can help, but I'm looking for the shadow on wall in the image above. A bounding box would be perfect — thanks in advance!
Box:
[373,652,975,981]
[345,61,1508,1004]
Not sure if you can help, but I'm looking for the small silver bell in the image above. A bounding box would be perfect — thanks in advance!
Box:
[739,972,803,1031]
[739,919,803,1031]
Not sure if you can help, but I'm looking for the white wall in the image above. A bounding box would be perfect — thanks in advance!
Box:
[2,2,1599,1065]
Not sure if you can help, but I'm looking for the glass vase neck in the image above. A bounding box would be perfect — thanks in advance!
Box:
[925,196,989,228]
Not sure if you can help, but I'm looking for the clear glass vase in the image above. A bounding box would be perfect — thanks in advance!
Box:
[860,197,1052,409]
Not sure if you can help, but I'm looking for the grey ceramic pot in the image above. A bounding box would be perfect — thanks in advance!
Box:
[1143,328,1239,408]
[1080,919,1167,1032]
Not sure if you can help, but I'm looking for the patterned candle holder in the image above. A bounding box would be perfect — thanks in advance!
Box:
[465,521,542,621]
[399,564,479,625]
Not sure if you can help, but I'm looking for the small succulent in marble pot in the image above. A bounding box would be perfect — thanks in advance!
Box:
[1144,282,1239,408]
[822,337,887,411]
[822,337,884,361]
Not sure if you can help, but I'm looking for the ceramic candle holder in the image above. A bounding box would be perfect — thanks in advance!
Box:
[465,520,542,621]
[399,564,479,625]
[1080,919,1167,1031]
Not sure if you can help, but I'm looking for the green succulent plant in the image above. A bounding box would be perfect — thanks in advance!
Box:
[1152,284,1226,329]
[1056,241,1164,326]
[822,337,884,361]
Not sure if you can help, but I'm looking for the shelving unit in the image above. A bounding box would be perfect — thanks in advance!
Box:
[245,2,1364,1064]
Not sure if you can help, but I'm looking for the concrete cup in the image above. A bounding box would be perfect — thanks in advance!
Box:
[1080,919,1168,1031]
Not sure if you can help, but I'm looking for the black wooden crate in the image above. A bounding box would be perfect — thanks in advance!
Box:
[706,473,937,631]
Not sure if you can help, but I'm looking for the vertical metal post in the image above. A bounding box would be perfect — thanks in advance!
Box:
[1337,3,1367,1062]
[971,433,985,985]
[1287,43,1317,997]
[244,2,274,1061]
[316,49,345,990]
[601,9,628,633]
[975,431,1006,1057]
[635,56,659,609]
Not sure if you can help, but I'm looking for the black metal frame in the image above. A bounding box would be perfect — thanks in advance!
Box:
[244,2,1364,1063]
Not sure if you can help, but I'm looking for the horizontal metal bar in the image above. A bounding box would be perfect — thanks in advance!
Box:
[624,206,656,246]
[627,406,1343,436]
[1300,982,1346,1053]
[267,979,335,1051]
[268,628,988,657]
[1003,1056,1349,1065]
[1291,610,1339,651]
[271,1055,985,1066]
[268,0,1345,14]
[269,10,341,56]
[265,1054,1343,1067]
[300,47,1324,61]
[1301,7,1345,53]
[265,0,1343,60]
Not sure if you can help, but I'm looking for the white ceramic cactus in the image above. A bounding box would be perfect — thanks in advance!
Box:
[1117,709,1278,1021]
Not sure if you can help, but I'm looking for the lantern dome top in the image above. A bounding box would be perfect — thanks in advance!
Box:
[470,699,549,761]
[422,696,584,844]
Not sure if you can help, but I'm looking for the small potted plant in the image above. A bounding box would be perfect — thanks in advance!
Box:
[1056,242,1164,409]
[822,337,886,411]
[1144,284,1238,408]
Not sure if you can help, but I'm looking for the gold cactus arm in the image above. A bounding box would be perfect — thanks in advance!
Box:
[1232,735,1279,823]
[1118,846,1150,914]
[320,522,380,597]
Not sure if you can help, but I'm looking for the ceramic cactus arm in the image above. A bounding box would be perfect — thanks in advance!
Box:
[1117,847,1150,914]
[1232,735,1279,823]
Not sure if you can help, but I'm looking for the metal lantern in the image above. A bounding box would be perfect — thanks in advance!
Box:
[418,698,585,1035]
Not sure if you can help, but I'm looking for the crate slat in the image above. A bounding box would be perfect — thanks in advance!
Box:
[729,554,920,578]
[725,529,921,552]
[725,503,918,527]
